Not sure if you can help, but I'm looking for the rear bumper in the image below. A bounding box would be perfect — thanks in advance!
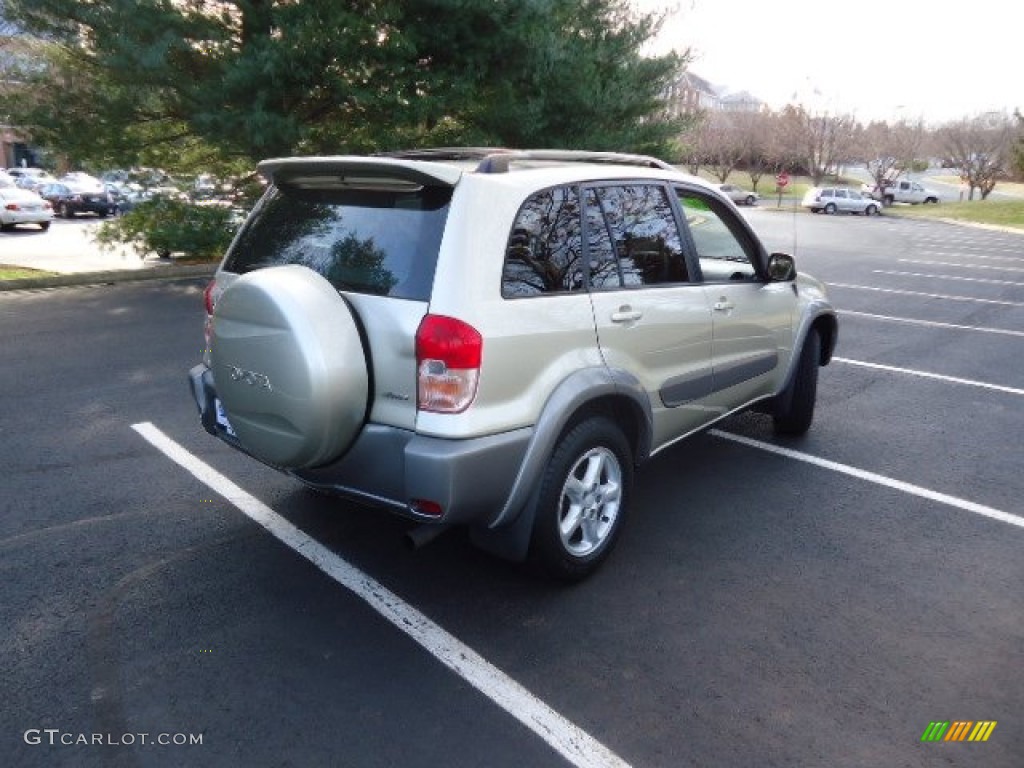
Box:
[189,364,531,527]
[1,210,52,225]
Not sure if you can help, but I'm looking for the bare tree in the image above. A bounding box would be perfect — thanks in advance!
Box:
[678,110,709,175]
[732,109,773,192]
[856,118,926,199]
[939,113,1015,199]
[704,111,745,182]
[1012,109,1024,181]
[782,105,857,184]
[771,105,807,177]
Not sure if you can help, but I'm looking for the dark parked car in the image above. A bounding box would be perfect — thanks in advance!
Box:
[37,182,116,218]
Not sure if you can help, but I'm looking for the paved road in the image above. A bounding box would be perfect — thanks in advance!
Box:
[2,212,1021,767]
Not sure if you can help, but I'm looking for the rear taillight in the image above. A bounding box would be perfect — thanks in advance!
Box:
[202,280,217,360]
[409,499,444,517]
[4,204,17,211]
[416,314,482,413]
[203,280,216,315]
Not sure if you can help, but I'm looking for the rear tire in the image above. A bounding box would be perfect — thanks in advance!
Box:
[39,221,50,231]
[529,417,632,582]
[824,203,837,215]
[773,328,820,436]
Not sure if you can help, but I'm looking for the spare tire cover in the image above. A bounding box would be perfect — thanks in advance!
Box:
[210,264,369,469]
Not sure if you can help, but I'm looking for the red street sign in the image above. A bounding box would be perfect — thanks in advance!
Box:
[776,173,790,187]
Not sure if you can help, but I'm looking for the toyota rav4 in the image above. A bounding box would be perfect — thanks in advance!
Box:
[189,149,837,581]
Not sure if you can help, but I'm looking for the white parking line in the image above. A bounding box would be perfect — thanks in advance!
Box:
[710,430,1024,530]
[832,357,1024,397]
[873,269,1024,287]
[919,251,1024,262]
[841,310,1024,338]
[899,259,1024,273]
[913,244,1024,257]
[827,283,1024,307]
[131,422,630,768]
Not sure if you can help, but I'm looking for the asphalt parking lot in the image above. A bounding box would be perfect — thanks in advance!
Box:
[2,209,1021,767]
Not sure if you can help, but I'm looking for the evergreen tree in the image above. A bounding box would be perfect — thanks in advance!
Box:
[4,0,686,171]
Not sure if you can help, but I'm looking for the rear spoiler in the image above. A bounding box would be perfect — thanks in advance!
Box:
[258,157,462,190]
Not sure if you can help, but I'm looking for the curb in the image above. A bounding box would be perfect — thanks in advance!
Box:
[0,263,217,292]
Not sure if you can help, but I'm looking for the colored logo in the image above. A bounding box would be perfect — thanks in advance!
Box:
[921,721,997,742]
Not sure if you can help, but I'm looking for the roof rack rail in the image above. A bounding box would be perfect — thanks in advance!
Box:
[374,148,512,163]
[474,150,677,174]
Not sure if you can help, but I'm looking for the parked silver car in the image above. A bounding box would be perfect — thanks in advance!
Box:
[802,186,881,216]
[718,183,758,206]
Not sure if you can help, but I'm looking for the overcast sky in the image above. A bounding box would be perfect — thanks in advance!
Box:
[633,0,1020,124]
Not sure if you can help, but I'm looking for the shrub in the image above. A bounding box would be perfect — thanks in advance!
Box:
[96,197,238,261]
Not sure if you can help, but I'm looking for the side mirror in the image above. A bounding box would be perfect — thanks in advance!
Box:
[767,252,796,282]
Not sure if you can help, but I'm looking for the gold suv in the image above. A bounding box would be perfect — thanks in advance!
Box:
[189,149,838,581]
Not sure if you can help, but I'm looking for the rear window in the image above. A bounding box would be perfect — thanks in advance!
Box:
[223,184,452,301]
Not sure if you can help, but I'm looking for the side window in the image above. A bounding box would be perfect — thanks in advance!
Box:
[821,189,834,198]
[502,186,584,297]
[676,189,759,282]
[835,190,848,199]
[586,184,689,288]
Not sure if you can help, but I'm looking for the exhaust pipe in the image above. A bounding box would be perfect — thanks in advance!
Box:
[405,523,451,550]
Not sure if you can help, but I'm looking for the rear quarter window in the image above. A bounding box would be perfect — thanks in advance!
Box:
[502,185,584,297]
[223,184,452,301]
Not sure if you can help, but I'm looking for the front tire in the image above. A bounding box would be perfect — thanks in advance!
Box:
[865,203,879,216]
[529,417,633,582]
[773,328,821,436]
[745,195,756,206]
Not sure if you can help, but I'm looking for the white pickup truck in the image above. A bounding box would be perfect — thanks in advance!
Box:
[863,178,940,205]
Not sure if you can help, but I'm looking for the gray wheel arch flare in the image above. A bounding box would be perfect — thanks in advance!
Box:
[489,366,653,532]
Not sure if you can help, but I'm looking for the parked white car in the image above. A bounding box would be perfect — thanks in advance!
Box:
[0,176,54,232]
[802,187,881,216]
[862,179,940,206]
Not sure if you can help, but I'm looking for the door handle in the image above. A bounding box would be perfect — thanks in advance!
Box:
[713,298,735,312]
[610,306,643,323]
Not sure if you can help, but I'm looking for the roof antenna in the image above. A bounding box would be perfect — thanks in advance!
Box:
[777,168,797,259]
[791,187,798,259]
[785,170,797,259]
